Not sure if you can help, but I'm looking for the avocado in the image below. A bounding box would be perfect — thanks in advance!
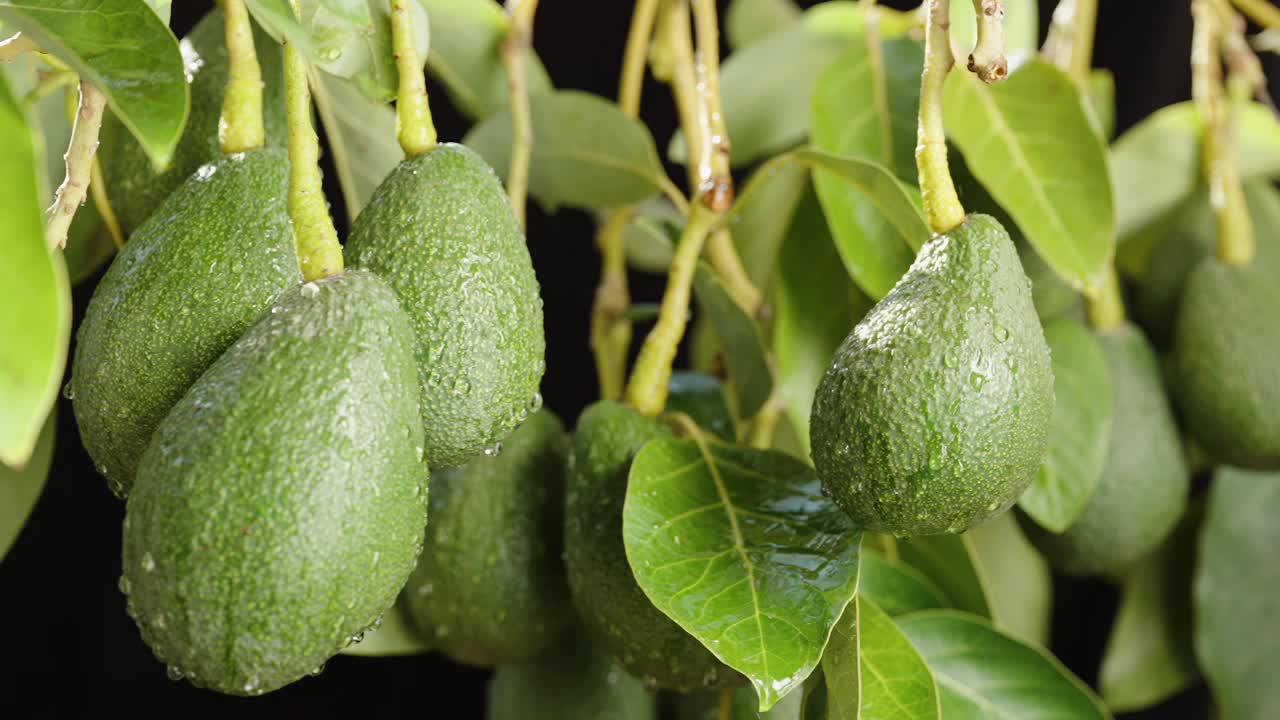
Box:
[121,271,428,696]
[1172,255,1280,469]
[70,148,298,496]
[98,9,287,236]
[487,629,658,720]
[810,214,1054,536]
[1026,324,1189,575]
[564,401,737,692]
[345,143,545,470]
[402,409,573,666]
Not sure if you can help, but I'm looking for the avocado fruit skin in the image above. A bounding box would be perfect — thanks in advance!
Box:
[810,214,1054,536]
[564,401,737,692]
[98,9,287,236]
[345,143,545,470]
[70,148,298,495]
[402,409,573,666]
[121,271,428,696]
[1026,324,1189,575]
[1172,255,1280,470]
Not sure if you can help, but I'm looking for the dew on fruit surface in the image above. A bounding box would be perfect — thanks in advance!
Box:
[528,391,543,412]
[62,382,74,400]
[153,611,167,630]
[166,665,185,681]
[300,281,320,298]
[270,305,285,314]
[452,377,471,395]
[242,676,260,695]
[195,163,217,181]
[414,446,425,462]
[968,370,987,391]
[118,575,132,595]
[347,631,366,646]
[993,324,1010,343]
[309,663,326,677]
[483,442,503,458]
[140,551,156,573]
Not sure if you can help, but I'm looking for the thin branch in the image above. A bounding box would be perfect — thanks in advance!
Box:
[1229,0,1280,31]
[967,0,1009,83]
[502,0,539,229]
[46,81,106,251]
[1086,266,1125,330]
[284,33,344,280]
[619,0,660,118]
[391,0,436,157]
[591,210,634,401]
[1043,0,1098,86]
[218,0,266,153]
[917,0,966,234]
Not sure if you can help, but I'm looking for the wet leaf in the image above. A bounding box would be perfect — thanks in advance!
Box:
[666,371,736,442]
[692,263,773,419]
[857,549,949,618]
[821,596,940,720]
[894,536,990,619]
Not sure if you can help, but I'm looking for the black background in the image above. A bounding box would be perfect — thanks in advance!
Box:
[2,0,1272,713]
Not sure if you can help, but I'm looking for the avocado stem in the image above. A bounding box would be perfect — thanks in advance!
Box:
[391,0,437,158]
[718,686,734,720]
[46,80,106,251]
[591,209,635,402]
[218,0,266,154]
[501,0,539,229]
[917,0,966,235]
[1043,0,1097,88]
[283,35,343,280]
[620,0,660,117]
[51,82,122,250]
[966,0,1009,84]
[1228,0,1280,31]
[1086,266,1126,332]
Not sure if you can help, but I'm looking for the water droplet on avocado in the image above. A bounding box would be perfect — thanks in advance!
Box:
[141,552,156,573]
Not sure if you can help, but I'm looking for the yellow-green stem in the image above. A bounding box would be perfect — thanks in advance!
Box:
[620,0,660,118]
[705,230,762,312]
[22,69,75,111]
[1086,266,1125,331]
[1229,0,1280,30]
[747,390,785,449]
[46,80,105,250]
[218,0,266,154]
[502,0,539,228]
[625,203,719,416]
[592,210,635,401]
[60,83,122,249]
[718,686,734,720]
[917,0,966,234]
[658,0,702,193]
[691,0,731,204]
[391,0,436,157]
[967,0,1008,83]
[284,37,343,280]
[1044,0,1098,87]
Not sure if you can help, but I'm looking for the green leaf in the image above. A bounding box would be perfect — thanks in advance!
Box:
[857,549,950,618]
[965,512,1053,647]
[949,0,1038,63]
[1100,505,1201,713]
[678,687,804,720]
[894,536,990,619]
[0,70,69,468]
[1019,318,1112,532]
[310,72,401,226]
[728,159,810,288]
[944,58,1114,292]
[1088,69,1116,141]
[819,602,861,718]
[621,198,683,274]
[822,596,941,720]
[666,371,736,442]
[773,188,871,456]
[0,410,54,560]
[899,611,1110,720]
[465,89,675,211]
[0,0,188,168]
[693,263,773,419]
[624,437,862,711]
[339,603,430,657]
[419,0,551,119]
[1195,467,1280,720]
[726,0,800,50]
[1112,101,1280,242]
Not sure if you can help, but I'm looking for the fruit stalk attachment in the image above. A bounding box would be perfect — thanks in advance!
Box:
[916,0,966,235]
[391,0,436,158]
[46,80,106,250]
[967,0,1009,83]
[502,0,539,229]
[218,0,266,154]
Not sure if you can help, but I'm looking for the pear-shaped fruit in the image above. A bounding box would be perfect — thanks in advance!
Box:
[345,143,545,469]
[1172,255,1280,469]
[810,214,1054,536]
[563,401,737,692]
[71,148,298,495]
[1026,324,1189,575]
[121,271,428,696]
[402,409,573,666]
[98,9,287,236]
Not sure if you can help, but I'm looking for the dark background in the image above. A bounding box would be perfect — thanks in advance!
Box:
[2,0,1272,713]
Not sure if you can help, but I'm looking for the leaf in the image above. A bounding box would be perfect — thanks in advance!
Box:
[0,0,188,168]
[1018,318,1112,532]
[949,0,1038,63]
[419,0,551,119]
[1194,467,1280,720]
[666,371,736,442]
[728,159,810,288]
[678,687,804,720]
[898,611,1110,720]
[0,70,69,468]
[822,596,941,720]
[624,437,862,710]
[773,188,871,456]
[465,90,676,211]
[965,512,1053,647]
[1099,505,1201,713]
[1112,101,1280,242]
[310,72,401,226]
[894,536,990,619]
[857,549,950,618]
[1088,69,1116,141]
[0,410,54,561]
[692,264,773,420]
[339,603,430,657]
[944,58,1114,292]
[621,197,683,274]
[726,0,800,50]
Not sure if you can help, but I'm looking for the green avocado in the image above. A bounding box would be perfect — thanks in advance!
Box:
[1172,255,1280,469]
[345,143,545,470]
[1026,324,1189,575]
[564,401,737,692]
[402,408,573,666]
[121,271,428,696]
[70,148,298,495]
[98,9,287,236]
[810,214,1054,536]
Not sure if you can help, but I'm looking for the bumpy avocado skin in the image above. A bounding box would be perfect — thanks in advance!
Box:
[99,9,288,236]
[345,143,545,470]
[1027,324,1189,575]
[70,149,298,494]
[403,409,573,666]
[1172,256,1280,469]
[122,271,428,696]
[810,214,1054,536]
[564,401,737,692]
